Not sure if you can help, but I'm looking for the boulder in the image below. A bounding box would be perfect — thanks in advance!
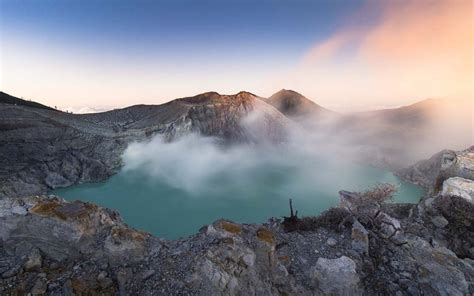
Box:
[431,216,449,228]
[406,238,470,295]
[351,220,369,256]
[310,256,361,296]
[398,147,474,193]
[326,238,337,247]
[31,278,47,295]
[24,248,42,271]
[0,198,33,217]
[442,177,474,204]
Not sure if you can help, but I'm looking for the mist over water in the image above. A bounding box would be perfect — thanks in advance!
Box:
[55,130,423,239]
[53,98,474,238]
[121,132,382,198]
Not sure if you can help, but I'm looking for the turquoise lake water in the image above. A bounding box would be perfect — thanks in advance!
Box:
[53,163,423,239]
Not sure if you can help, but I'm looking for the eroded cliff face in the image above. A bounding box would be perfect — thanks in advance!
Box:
[175,91,291,142]
[0,104,126,199]
[0,92,289,199]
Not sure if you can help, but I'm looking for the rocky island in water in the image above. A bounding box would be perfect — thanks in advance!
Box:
[0,90,473,295]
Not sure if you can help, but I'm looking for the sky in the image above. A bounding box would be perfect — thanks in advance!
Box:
[0,0,472,112]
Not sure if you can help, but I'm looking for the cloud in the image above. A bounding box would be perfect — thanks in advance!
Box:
[61,106,113,114]
[280,0,473,111]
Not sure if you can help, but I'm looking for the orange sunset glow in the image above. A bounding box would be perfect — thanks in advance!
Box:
[1,0,471,112]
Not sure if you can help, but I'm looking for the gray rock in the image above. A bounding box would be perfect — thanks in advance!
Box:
[1,265,21,279]
[116,268,133,294]
[406,238,470,295]
[62,279,73,295]
[310,256,361,296]
[49,262,59,270]
[24,248,42,271]
[140,269,155,281]
[398,147,474,193]
[0,185,473,295]
[431,216,449,228]
[351,220,369,256]
[241,253,256,267]
[0,198,31,217]
[442,177,474,204]
[423,197,435,209]
[97,270,108,281]
[31,278,47,295]
[326,237,337,247]
[98,277,114,289]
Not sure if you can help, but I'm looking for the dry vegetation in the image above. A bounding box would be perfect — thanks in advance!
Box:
[282,183,397,233]
[356,183,397,206]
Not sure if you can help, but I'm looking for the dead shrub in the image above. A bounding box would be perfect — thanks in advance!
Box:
[283,207,351,232]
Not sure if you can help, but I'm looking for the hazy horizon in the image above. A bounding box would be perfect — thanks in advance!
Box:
[1,0,471,113]
[2,88,471,115]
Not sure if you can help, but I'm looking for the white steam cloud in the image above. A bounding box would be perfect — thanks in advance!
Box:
[123,110,371,196]
[122,99,472,196]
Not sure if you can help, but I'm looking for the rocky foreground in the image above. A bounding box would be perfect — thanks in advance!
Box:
[1,148,473,295]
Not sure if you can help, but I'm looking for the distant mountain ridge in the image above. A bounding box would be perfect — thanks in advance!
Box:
[2,89,460,120]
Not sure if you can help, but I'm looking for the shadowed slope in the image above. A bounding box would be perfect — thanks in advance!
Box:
[265,89,335,118]
[0,91,56,111]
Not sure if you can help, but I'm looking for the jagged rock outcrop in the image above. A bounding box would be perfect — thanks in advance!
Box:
[398,147,474,259]
[180,91,291,142]
[398,146,474,193]
[310,256,361,296]
[442,177,474,204]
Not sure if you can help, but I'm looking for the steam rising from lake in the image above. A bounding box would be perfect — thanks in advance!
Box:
[55,99,470,238]
[123,132,348,196]
[122,114,388,198]
[57,110,426,238]
[122,95,472,199]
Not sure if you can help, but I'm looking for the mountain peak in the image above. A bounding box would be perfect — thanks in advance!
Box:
[178,91,222,104]
[274,89,305,97]
[236,90,253,95]
[235,91,258,98]
[266,89,332,118]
